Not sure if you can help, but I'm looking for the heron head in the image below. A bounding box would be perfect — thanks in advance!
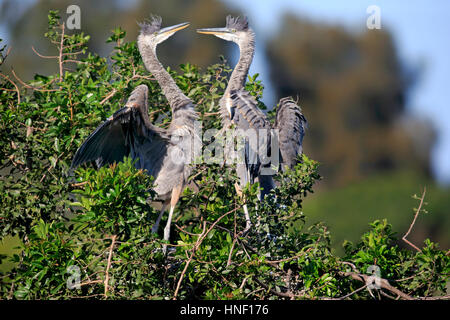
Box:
[197,15,250,44]
[138,15,190,49]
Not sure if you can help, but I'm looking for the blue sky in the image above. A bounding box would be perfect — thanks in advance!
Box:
[223,0,450,186]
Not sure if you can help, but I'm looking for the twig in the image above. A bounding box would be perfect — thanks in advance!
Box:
[79,279,103,287]
[63,59,88,64]
[31,46,57,59]
[402,187,426,252]
[337,283,368,300]
[104,235,117,298]
[174,224,204,237]
[338,271,414,300]
[0,72,21,104]
[380,290,398,300]
[226,210,238,267]
[253,278,306,299]
[173,222,207,299]
[58,23,65,82]
[395,270,425,282]
[100,89,117,105]
[71,181,88,188]
[226,237,238,267]
[7,281,15,300]
[173,207,240,299]
[62,50,84,56]
[11,69,57,92]
[266,248,312,264]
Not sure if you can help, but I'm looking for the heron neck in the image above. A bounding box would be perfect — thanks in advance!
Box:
[138,42,191,111]
[225,30,255,95]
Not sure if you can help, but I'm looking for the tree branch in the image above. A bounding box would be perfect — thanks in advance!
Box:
[338,271,414,300]
[402,187,426,252]
[104,235,117,298]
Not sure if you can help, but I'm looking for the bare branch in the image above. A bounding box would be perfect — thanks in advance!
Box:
[338,271,414,300]
[0,72,21,104]
[173,207,241,299]
[11,69,57,92]
[31,46,57,59]
[58,23,65,82]
[104,235,117,298]
[100,89,117,105]
[403,187,426,252]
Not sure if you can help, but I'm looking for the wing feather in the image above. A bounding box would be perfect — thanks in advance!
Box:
[71,85,169,177]
[226,89,271,184]
[275,97,307,171]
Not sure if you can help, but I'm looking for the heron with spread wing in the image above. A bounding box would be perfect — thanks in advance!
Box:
[197,16,307,232]
[71,17,198,248]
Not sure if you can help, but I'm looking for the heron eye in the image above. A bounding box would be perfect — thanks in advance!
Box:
[232,29,237,33]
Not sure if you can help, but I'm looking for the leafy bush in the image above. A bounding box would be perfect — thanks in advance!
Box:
[0,11,448,300]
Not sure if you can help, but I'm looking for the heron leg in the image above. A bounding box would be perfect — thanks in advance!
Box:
[235,183,252,234]
[152,201,168,234]
[242,204,251,234]
[162,184,183,254]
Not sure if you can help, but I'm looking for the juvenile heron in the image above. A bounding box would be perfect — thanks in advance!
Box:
[71,17,198,249]
[197,16,307,232]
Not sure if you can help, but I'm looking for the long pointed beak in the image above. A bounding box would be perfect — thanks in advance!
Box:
[196,27,231,35]
[159,22,190,36]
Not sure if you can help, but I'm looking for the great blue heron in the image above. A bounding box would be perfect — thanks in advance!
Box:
[197,16,307,232]
[71,17,198,249]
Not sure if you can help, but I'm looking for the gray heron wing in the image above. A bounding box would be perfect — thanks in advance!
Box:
[228,89,271,184]
[275,97,307,171]
[71,86,170,178]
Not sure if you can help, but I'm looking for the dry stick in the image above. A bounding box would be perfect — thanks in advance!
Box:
[62,50,84,56]
[338,271,414,300]
[100,89,117,105]
[337,283,369,300]
[79,279,103,287]
[266,248,312,264]
[58,23,65,82]
[226,237,238,267]
[11,69,57,92]
[379,290,399,300]
[71,181,88,188]
[402,187,426,252]
[174,224,204,237]
[173,223,206,299]
[31,46,57,59]
[104,235,117,298]
[0,72,20,104]
[173,207,241,299]
[226,209,238,267]
[253,278,305,299]
[63,59,87,64]
[395,270,425,283]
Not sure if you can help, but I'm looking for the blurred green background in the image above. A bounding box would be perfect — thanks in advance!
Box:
[1,0,448,266]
